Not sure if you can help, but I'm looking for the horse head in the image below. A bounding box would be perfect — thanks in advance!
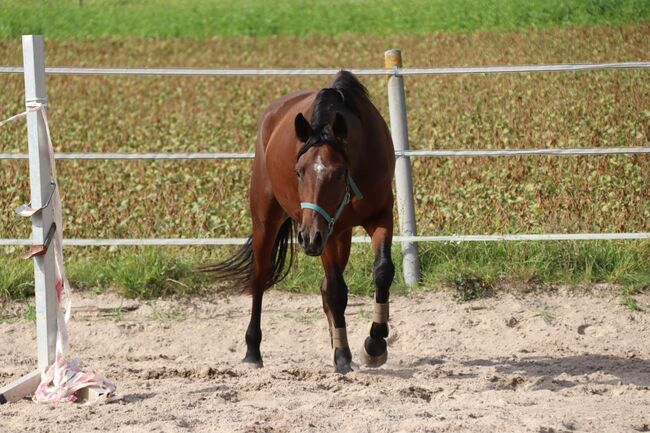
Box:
[294,111,350,256]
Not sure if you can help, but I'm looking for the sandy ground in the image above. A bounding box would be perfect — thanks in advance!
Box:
[1,288,649,433]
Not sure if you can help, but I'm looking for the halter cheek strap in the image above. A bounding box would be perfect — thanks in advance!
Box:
[300,174,363,234]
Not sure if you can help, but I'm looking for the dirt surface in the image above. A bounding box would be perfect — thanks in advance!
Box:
[2,289,649,433]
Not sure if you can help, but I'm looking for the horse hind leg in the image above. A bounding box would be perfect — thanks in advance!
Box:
[361,217,395,368]
[242,215,293,368]
[242,232,272,368]
[243,285,265,368]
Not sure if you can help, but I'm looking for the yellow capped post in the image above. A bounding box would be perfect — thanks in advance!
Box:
[384,49,403,69]
[383,48,420,287]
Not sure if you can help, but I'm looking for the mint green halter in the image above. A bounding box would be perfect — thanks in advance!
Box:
[300,174,363,234]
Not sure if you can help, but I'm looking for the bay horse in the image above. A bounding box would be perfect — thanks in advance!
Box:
[203,71,395,373]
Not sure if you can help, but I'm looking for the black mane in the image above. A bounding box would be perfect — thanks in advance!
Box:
[296,70,369,160]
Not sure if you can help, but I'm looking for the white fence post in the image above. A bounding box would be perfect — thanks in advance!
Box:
[23,35,58,369]
[0,34,56,405]
[385,49,420,287]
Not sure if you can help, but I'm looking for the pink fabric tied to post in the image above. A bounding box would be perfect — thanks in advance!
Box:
[32,274,116,404]
[56,279,62,303]
[33,355,116,404]
[3,105,118,404]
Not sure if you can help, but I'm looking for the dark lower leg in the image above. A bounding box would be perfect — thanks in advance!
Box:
[364,241,394,362]
[322,272,352,373]
[243,290,264,365]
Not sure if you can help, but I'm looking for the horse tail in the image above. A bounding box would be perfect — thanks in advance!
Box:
[198,237,254,291]
[265,218,295,290]
[199,218,295,293]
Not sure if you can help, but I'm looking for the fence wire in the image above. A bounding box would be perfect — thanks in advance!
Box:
[2,232,649,247]
[0,62,648,77]
[1,147,649,161]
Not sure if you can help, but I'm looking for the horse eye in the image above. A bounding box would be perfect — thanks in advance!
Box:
[295,169,302,178]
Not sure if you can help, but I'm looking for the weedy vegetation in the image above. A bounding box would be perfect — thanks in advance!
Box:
[0,13,648,301]
[149,303,186,322]
[111,304,124,321]
[535,307,556,324]
[620,288,644,312]
[23,303,36,322]
[448,271,494,303]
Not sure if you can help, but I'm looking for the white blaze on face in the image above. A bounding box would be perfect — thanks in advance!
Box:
[313,156,327,178]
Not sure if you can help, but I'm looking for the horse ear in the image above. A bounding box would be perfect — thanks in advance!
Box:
[295,113,312,143]
[332,112,347,140]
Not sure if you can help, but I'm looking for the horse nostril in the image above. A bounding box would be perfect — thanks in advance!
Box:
[313,231,322,249]
[297,231,304,246]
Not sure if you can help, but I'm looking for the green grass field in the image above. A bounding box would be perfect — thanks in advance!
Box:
[1,0,649,38]
[0,3,648,302]
[2,241,648,300]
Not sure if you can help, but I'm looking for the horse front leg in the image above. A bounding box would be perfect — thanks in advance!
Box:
[320,229,353,373]
[361,211,395,367]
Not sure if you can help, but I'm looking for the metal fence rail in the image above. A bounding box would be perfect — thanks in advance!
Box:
[0,61,649,77]
[1,147,649,161]
[1,232,649,247]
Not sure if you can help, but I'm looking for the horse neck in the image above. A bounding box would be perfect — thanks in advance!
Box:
[343,117,365,177]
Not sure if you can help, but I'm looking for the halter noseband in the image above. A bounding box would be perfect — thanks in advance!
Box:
[300,173,363,234]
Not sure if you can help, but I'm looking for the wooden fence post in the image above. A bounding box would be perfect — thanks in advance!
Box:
[385,49,420,287]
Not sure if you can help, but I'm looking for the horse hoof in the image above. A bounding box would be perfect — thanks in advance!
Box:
[332,347,353,374]
[334,362,353,374]
[361,336,388,368]
[241,357,264,369]
[361,346,387,368]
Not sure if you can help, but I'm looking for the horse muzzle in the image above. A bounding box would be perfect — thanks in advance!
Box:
[297,225,326,256]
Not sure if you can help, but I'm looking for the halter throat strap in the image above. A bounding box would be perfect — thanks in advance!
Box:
[300,174,363,234]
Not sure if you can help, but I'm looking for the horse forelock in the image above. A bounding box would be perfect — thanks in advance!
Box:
[295,92,344,161]
[296,132,346,162]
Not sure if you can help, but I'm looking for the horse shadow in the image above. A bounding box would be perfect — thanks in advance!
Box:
[357,354,650,390]
[461,354,650,389]
[357,356,447,379]
[117,392,157,403]
[359,366,418,379]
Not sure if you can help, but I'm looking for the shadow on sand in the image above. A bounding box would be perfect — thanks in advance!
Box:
[462,354,650,388]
